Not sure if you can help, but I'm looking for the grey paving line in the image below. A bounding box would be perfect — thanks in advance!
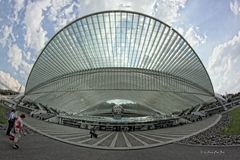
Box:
[66,134,98,141]
[57,133,91,139]
[144,132,184,138]
[131,132,163,143]
[93,132,115,146]
[78,132,110,143]
[49,132,87,136]
[122,132,132,147]
[128,132,148,145]
[139,132,174,140]
[110,132,119,147]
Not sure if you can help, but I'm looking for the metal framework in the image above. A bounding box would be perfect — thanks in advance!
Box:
[24,10,215,116]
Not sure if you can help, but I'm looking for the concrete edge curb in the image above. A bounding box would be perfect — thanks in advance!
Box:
[175,142,240,148]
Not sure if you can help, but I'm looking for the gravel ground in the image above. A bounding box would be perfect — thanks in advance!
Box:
[179,113,240,145]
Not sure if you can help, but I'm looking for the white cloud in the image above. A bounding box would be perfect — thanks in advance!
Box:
[45,0,74,31]
[7,44,23,70]
[47,0,83,31]
[13,0,25,22]
[0,70,25,92]
[176,27,184,35]
[152,0,187,25]
[24,51,31,61]
[73,0,187,25]
[7,43,33,79]
[14,0,25,12]
[20,60,33,78]
[230,0,240,15]
[0,25,13,48]
[48,0,73,22]
[47,0,187,29]
[24,0,50,52]
[184,26,207,47]
[207,31,240,94]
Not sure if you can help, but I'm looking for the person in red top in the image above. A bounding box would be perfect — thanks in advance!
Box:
[11,114,26,149]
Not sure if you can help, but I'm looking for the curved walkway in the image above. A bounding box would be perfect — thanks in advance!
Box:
[23,114,221,149]
[1,129,240,160]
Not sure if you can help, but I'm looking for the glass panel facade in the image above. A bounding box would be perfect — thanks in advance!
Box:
[24,11,214,116]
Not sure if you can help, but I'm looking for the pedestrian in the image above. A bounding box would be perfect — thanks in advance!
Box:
[11,114,26,149]
[89,126,98,138]
[6,109,16,136]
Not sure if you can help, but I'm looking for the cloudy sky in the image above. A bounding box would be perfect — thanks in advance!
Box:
[0,0,240,94]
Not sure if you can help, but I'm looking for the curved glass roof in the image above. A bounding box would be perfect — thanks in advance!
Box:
[24,10,215,116]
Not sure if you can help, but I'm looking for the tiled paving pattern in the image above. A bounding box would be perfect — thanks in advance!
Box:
[24,114,220,149]
[1,129,240,160]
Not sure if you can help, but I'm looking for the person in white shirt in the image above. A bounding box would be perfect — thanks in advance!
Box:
[6,109,16,136]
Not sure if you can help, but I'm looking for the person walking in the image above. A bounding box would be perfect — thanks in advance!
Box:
[11,114,26,149]
[89,126,98,138]
[6,109,16,136]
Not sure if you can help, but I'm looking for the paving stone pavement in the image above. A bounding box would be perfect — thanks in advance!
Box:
[23,114,221,149]
[1,130,240,160]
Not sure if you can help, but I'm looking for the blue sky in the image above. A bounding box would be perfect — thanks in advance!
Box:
[0,0,240,94]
